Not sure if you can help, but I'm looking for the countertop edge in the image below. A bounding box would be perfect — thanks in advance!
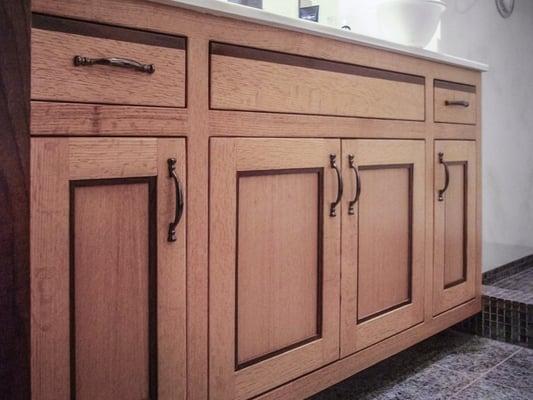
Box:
[149,0,489,72]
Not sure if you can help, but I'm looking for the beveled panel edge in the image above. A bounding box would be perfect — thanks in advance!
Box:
[234,167,324,371]
[32,13,186,50]
[211,42,425,86]
[434,79,476,94]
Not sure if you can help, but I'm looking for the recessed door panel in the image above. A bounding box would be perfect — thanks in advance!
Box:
[72,181,154,400]
[236,170,321,368]
[357,166,412,322]
[31,138,187,400]
[341,140,425,357]
[210,138,340,400]
[434,141,477,315]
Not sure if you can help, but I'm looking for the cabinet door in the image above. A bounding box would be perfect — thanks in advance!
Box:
[31,138,186,400]
[341,140,426,356]
[210,138,341,400]
[433,140,477,315]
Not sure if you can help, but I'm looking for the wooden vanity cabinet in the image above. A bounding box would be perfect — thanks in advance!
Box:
[340,140,426,356]
[31,137,187,400]
[209,138,341,400]
[433,140,478,315]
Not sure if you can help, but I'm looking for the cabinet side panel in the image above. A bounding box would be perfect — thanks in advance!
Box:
[0,1,30,397]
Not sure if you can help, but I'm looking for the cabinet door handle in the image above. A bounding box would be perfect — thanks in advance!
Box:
[73,55,155,74]
[445,100,469,107]
[348,154,361,215]
[437,152,450,201]
[167,158,184,242]
[330,154,343,217]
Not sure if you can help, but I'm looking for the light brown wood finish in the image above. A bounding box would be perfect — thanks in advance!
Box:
[32,28,186,107]
[31,137,187,400]
[73,183,150,400]
[31,102,188,136]
[211,53,424,120]
[434,140,477,315]
[210,138,341,400]
[237,172,320,365]
[434,86,477,125]
[341,140,425,356]
[29,1,484,399]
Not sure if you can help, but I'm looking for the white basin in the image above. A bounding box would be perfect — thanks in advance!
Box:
[377,0,446,48]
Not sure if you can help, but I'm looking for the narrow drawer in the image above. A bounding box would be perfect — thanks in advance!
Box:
[210,42,425,121]
[434,80,477,124]
[32,14,186,107]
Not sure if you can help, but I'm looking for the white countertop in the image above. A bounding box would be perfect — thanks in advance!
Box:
[150,0,488,72]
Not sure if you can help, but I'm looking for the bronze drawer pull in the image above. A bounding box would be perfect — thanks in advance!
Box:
[73,55,155,74]
[330,154,343,217]
[167,158,184,242]
[437,152,450,201]
[445,100,469,107]
[348,154,361,215]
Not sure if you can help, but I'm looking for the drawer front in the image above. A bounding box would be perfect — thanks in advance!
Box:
[434,80,477,124]
[32,14,186,107]
[210,43,425,121]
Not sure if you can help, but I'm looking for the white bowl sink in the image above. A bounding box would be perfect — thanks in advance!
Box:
[377,0,446,48]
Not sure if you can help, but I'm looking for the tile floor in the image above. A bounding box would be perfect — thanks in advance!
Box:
[310,330,532,399]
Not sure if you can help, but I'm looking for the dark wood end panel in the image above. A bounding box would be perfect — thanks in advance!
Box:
[0,1,31,398]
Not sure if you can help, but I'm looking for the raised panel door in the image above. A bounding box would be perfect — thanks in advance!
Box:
[434,140,477,315]
[31,138,186,400]
[341,139,426,356]
[209,138,341,400]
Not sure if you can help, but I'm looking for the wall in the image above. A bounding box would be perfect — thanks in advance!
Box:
[437,0,533,270]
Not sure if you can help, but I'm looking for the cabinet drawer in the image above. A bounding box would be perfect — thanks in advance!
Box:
[210,43,425,121]
[31,14,186,107]
[434,80,477,124]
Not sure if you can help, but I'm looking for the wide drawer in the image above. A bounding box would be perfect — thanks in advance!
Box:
[434,80,477,124]
[210,42,425,121]
[32,14,186,107]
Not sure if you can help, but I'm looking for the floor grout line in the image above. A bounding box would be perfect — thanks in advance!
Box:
[449,348,523,398]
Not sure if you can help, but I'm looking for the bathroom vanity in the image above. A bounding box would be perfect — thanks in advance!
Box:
[24,0,487,398]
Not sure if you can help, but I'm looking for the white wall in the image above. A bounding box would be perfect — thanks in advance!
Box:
[436,0,533,270]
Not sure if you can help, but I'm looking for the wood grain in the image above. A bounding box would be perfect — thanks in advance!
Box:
[0,0,30,397]
[433,140,477,315]
[341,140,426,356]
[210,138,340,400]
[443,164,466,287]
[211,54,425,120]
[31,137,187,399]
[237,171,320,367]
[72,182,151,400]
[357,167,411,321]
[31,102,188,136]
[434,86,477,125]
[32,27,186,107]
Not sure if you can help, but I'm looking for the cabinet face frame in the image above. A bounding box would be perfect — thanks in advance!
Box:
[340,139,426,357]
[30,137,187,400]
[209,138,341,400]
[433,140,477,315]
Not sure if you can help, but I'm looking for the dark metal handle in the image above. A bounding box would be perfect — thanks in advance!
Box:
[445,100,469,107]
[348,154,361,215]
[167,158,184,242]
[330,154,343,217]
[438,152,450,201]
[73,55,155,74]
